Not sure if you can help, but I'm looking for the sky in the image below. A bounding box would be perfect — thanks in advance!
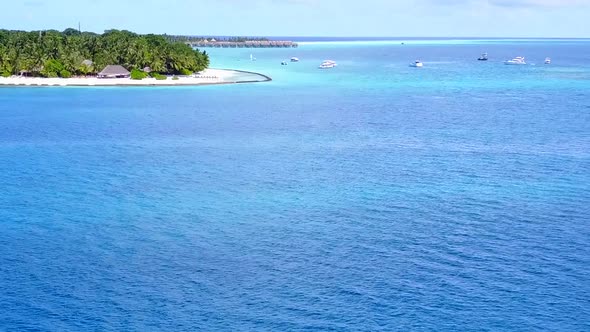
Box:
[1,0,589,37]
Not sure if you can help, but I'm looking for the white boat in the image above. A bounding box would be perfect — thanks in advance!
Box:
[290,57,300,62]
[477,53,488,61]
[319,60,337,69]
[409,60,423,68]
[504,56,526,65]
[250,54,256,61]
[544,57,551,64]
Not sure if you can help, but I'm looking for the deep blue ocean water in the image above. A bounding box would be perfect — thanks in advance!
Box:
[1,39,589,331]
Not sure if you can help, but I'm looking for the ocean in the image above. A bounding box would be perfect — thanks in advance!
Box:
[1,39,589,331]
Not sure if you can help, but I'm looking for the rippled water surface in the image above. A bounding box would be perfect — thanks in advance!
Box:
[1,39,589,331]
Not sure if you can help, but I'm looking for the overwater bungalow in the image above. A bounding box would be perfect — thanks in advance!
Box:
[97,65,130,79]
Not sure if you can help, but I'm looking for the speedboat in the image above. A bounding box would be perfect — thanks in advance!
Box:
[544,57,551,64]
[504,57,526,65]
[319,60,337,69]
[478,53,488,61]
[290,57,300,62]
[409,60,423,68]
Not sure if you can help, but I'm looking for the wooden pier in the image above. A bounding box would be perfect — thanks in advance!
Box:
[188,40,298,48]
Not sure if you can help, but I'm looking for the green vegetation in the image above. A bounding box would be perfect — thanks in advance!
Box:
[165,35,269,43]
[150,72,167,80]
[226,37,269,43]
[130,68,148,80]
[40,59,65,77]
[179,68,192,76]
[59,69,72,78]
[0,29,209,77]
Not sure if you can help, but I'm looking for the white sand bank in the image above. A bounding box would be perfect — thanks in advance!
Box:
[0,69,270,87]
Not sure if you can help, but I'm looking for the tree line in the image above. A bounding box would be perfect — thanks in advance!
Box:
[0,29,209,77]
[165,35,270,43]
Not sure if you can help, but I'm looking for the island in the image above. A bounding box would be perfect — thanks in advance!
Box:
[165,36,299,48]
[0,29,271,86]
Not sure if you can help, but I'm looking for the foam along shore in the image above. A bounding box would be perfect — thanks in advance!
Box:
[0,69,271,87]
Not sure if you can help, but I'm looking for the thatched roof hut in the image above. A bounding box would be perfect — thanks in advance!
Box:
[97,65,130,78]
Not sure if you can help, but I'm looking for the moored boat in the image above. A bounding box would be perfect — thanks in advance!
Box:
[478,53,488,61]
[409,60,423,68]
[290,57,300,62]
[544,57,551,64]
[504,57,526,65]
[319,60,337,69]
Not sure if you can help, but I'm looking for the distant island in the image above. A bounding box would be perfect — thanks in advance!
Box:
[165,36,272,43]
[164,35,298,48]
[0,29,209,78]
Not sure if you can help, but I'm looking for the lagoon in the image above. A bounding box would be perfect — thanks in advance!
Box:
[1,39,589,331]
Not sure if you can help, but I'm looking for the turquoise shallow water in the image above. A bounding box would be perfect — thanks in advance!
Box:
[1,40,590,331]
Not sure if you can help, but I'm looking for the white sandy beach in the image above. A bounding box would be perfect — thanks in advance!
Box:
[0,68,270,87]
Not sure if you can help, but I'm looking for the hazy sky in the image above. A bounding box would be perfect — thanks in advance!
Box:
[2,0,589,37]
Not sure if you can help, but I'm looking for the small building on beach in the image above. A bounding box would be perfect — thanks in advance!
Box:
[18,70,33,77]
[98,65,130,78]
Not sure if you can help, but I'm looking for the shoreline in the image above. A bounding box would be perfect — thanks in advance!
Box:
[0,68,271,87]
